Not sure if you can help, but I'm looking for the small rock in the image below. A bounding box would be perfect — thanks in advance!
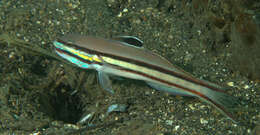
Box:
[227,82,234,87]
[200,118,208,124]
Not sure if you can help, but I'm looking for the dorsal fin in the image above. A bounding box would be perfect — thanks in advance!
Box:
[113,36,143,48]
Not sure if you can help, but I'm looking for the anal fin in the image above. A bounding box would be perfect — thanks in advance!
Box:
[146,82,193,96]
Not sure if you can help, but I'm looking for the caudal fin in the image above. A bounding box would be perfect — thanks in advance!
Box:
[198,88,239,123]
[146,81,239,123]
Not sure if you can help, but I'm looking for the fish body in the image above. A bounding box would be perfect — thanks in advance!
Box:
[53,34,238,122]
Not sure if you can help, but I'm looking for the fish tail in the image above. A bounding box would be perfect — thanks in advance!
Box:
[147,81,239,123]
[197,88,239,123]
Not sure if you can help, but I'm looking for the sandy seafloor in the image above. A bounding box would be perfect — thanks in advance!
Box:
[0,0,259,135]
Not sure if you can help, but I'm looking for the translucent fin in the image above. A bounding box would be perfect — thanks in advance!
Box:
[112,36,143,48]
[98,71,114,94]
[206,89,239,108]
[146,82,193,96]
[200,88,239,123]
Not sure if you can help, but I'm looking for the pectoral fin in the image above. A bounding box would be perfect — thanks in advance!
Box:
[98,71,114,94]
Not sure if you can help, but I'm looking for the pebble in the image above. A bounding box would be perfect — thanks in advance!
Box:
[174,125,180,131]
[200,118,208,124]
[165,120,173,126]
[227,82,234,87]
